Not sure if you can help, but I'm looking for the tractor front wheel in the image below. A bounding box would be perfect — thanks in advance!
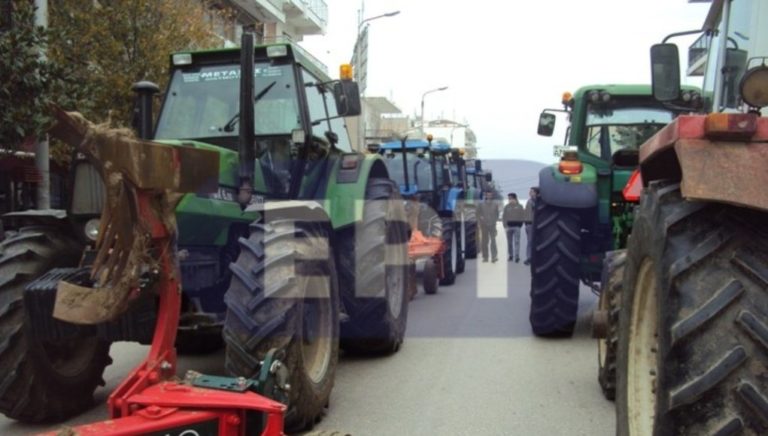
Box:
[224,220,339,432]
[616,182,768,435]
[0,228,111,423]
[528,199,582,336]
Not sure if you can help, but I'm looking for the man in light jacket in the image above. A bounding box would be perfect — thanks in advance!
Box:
[477,190,500,262]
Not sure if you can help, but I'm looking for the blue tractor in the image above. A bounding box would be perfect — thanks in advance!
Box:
[377,138,466,284]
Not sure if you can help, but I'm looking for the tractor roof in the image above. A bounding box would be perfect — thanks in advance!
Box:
[571,84,701,99]
[169,42,331,82]
[379,139,453,153]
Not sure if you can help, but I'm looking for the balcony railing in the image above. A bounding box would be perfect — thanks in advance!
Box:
[299,0,328,27]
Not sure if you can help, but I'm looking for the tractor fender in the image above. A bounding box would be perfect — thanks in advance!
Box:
[538,166,598,209]
[323,154,390,229]
[640,118,768,213]
[244,199,330,226]
[2,209,68,229]
[443,188,463,215]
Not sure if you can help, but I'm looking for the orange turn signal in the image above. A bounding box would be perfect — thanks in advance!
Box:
[558,160,583,175]
[704,113,757,140]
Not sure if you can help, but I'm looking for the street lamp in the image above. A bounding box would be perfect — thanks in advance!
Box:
[420,86,448,138]
[353,10,400,90]
[352,9,399,151]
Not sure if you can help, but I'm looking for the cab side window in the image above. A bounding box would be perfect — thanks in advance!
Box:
[302,69,352,152]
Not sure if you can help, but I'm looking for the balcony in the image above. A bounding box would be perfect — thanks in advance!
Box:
[283,0,328,35]
[226,0,327,38]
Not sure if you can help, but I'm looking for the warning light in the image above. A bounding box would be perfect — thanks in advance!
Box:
[340,64,353,81]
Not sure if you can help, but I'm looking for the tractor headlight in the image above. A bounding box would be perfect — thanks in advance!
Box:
[740,65,768,108]
[85,219,100,241]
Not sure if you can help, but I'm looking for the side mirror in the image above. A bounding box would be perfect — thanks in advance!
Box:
[485,172,493,182]
[650,43,681,102]
[475,160,482,171]
[537,112,556,137]
[333,81,362,116]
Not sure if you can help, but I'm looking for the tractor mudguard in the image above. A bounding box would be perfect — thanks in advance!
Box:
[442,188,463,215]
[323,154,389,229]
[538,166,598,209]
[2,209,67,224]
[640,114,768,213]
[244,199,330,226]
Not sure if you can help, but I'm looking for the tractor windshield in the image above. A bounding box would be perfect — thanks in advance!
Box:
[155,63,300,141]
[584,106,673,159]
[384,153,434,192]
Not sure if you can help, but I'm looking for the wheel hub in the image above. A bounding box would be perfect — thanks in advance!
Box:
[300,283,332,384]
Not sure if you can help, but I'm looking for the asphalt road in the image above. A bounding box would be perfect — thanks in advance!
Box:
[0,225,615,435]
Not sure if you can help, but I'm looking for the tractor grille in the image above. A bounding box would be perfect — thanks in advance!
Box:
[71,161,105,215]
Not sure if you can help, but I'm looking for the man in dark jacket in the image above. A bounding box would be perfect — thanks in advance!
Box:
[524,187,540,265]
[477,190,500,262]
[503,193,525,262]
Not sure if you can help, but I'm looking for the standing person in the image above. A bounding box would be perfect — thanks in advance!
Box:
[477,190,500,263]
[523,187,540,265]
[503,193,524,262]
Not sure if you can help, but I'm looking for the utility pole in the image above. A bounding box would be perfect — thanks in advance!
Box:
[34,0,50,210]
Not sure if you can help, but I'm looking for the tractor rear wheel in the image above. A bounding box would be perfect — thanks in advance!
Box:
[463,206,478,259]
[0,228,111,423]
[597,250,625,401]
[529,199,582,336]
[224,220,339,432]
[338,178,409,355]
[616,182,768,435]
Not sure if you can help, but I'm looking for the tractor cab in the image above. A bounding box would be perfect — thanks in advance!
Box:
[153,43,361,201]
[379,137,455,211]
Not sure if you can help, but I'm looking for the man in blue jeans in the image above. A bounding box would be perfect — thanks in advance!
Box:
[503,193,524,262]
[524,187,540,265]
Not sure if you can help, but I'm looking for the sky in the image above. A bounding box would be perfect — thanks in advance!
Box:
[300,0,712,165]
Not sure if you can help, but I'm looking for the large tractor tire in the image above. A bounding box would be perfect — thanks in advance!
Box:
[616,181,768,435]
[596,249,626,401]
[223,220,339,432]
[463,206,478,259]
[529,198,582,336]
[338,178,410,355]
[0,228,111,423]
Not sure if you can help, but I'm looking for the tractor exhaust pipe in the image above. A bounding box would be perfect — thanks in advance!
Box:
[131,81,160,140]
[237,31,256,208]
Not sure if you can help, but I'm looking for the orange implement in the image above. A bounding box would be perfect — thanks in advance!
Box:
[408,230,445,259]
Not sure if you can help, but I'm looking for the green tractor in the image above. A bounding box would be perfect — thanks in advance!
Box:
[529,84,702,338]
[0,33,409,431]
